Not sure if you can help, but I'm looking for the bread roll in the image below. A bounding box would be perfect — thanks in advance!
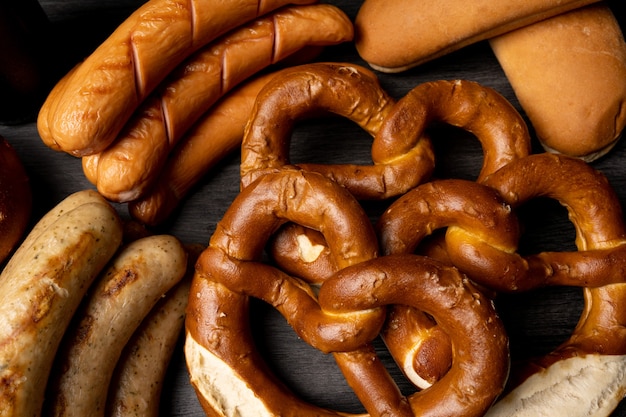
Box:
[354,0,600,72]
[490,3,626,161]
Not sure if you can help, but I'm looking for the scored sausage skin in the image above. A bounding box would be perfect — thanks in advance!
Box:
[82,3,353,203]
[37,0,317,156]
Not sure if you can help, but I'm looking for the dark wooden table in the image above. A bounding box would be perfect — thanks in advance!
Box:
[1,0,625,415]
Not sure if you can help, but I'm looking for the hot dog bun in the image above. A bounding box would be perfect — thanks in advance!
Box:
[354,0,600,72]
[0,135,31,264]
[489,3,626,161]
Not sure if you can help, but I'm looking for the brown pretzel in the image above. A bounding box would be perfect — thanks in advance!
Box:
[373,77,532,183]
[379,153,626,415]
[241,63,532,199]
[481,154,626,416]
[319,254,509,417]
[239,62,434,199]
[255,70,532,389]
[480,154,626,355]
[256,64,532,282]
[185,169,509,416]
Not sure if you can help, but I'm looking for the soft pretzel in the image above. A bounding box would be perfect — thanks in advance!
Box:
[319,254,509,417]
[377,175,626,292]
[81,3,353,202]
[482,154,626,415]
[185,169,509,416]
[242,64,531,200]
[239,61,435,200]
[377,78,532,183]
[379,153,626,415]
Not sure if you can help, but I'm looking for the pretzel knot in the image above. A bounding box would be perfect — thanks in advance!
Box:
[241,62,531,200]
[239,61,432,200]
[379,153,626,414]
[246,60,531,288]
[185,169,510,417]
[246,62,532,393]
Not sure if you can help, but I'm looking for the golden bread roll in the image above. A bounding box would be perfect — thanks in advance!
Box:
[490,3,626,161]
[354,0,600,72]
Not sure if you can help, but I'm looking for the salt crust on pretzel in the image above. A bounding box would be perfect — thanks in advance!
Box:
[186,169,509,416]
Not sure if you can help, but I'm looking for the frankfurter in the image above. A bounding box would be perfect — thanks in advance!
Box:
[36,0,317,157]
[354,0,600,72]
[82,3,353,202]
[106,243,203,417]
[0,190,123,417]
[128,70,284,226]
[489,3,626,162]
[44,234,188,417]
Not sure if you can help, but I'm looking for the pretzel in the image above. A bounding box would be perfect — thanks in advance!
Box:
[185,169,510,416]
[241,63,532,199]
[380,154,626,292]
[248,68,531,389]
[379,153,626,415]
[256,69,531,274]
[239,61,433,199]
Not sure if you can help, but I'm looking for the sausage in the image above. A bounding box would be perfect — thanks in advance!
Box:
[0,190,123,417]
[106,243,203,417]
[127,70,283,226]
[354,0,600,72]
[106,279,189,417]
[44,235,188,417]
[36,0,317,157]
[81,3,353,202]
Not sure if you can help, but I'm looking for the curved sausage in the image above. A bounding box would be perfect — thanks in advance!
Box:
[37,0,317,156]
[0,190,123,417]
[44,235,188,417]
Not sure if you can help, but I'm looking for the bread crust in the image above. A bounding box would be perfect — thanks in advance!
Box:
[354,0,600,72]
[489,4,626,161]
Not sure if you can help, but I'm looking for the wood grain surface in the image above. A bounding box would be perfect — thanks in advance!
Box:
[1,0,625,415]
